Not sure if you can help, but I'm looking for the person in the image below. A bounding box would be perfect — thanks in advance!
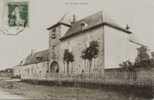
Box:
[15,5,25,26]
[8,9,16,26]
[9,5,25,27]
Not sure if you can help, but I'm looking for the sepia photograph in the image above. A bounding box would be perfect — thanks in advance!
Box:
[0,0,153,100]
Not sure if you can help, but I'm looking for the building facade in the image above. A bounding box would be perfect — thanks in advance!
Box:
[14,11,138,80]
[47,11,137,76]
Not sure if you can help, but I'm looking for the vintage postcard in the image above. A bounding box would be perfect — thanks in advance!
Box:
[0,0,153,100]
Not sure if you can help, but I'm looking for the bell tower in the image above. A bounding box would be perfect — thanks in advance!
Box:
[47,22,71,63]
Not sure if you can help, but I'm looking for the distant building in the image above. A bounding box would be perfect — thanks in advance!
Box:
[0,68,13,78]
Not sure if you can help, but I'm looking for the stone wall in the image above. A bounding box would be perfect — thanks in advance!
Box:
[136,67,154,82]
[17,62,49,80]
[59,26,104,75]
[14,61,154,86]
[13,65,21,77]
[104,68,138,84]
[104,67,154,85]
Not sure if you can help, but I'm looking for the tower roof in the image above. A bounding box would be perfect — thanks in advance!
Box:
[47,13,72,30]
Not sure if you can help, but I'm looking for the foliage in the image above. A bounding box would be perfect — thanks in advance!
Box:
[63,49,74,63]
[134,59,154,68]
[119,60,133,68]
[119,46,154,70]
[119,60,134,71]
[63,49,74,74]
[81,40,99,73]
[81,41,99,61]
[134,46,154,68]
[135,46,150,63]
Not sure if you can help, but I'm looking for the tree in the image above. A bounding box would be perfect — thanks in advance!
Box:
[81,41,99,74]
[63,49,74,75]
[135,46,150,63]
[119,60,133,71]
[134,46,154,68]
[119,60,137,80]
[119,46,154,70]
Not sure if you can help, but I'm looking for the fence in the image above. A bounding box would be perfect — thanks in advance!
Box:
[39,72,154,88]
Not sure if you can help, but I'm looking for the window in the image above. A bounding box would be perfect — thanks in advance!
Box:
[50,61,59,73]
[51,34,56,39]
[49,28,56,39]
[49,33,56,39]
[36,56,43,62]
[52,28,56,32]
[81,21,88,30]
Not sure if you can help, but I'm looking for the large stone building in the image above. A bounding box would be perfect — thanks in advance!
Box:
[14,11,138,79]
[47,11,137,75]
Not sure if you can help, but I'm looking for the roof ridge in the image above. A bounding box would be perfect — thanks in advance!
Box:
[74,11,103,23]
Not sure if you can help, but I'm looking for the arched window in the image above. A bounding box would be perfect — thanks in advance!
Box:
[50,61,59,73]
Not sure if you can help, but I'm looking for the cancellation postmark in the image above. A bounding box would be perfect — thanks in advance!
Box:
[0,1,29,35]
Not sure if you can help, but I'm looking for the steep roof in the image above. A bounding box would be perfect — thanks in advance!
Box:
[47,22,71,30]
[47,14,72,30]
[60,11,131,40]
[23,49,49,65]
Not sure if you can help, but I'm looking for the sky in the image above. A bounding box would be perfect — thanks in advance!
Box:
[0,0,153,69]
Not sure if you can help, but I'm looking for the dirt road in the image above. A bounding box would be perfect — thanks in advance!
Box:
[0,88,25,99]
[0,78,152,100]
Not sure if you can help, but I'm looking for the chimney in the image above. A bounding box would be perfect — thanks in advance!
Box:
[30,49,35,56]
[71,14,76,25]
[126,24,130,30]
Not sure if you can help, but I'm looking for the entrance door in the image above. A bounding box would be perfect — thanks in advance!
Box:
[50,61,59,73]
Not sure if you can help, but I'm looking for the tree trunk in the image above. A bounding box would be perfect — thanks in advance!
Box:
[89,60,92,76]
[71,62,73,74]
[63,62,65,73]
[67,62,69,75]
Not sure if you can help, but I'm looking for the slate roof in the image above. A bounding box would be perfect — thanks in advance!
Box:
[47,14,72,30]
[23,49,49,65]
[60,11,132,40]
[47,22,71,30]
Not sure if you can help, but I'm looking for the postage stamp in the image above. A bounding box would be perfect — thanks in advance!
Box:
[8,2,28,27]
